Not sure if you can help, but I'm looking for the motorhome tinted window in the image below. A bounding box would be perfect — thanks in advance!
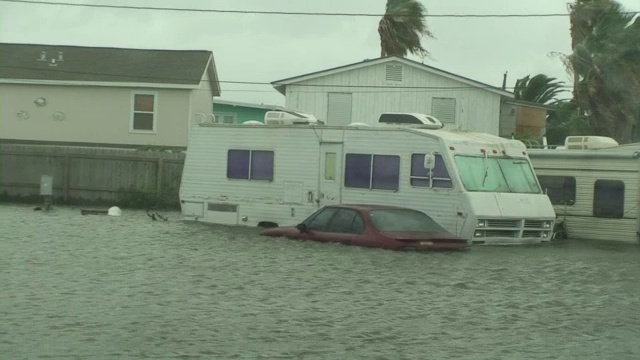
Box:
[410,154,453,188]
[345,154,400,190]
[345,154,371,188]
[227,150,250,179]
[250,151,274,181]
[372,155,400,190]
[537,176,576,205]
[227,150,274,181]
[454,156,540,193]
[593,180,624,218]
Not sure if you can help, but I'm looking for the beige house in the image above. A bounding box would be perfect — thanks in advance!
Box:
[0,43,220,148]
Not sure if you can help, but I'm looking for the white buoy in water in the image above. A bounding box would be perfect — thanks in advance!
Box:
[107,206,122,217]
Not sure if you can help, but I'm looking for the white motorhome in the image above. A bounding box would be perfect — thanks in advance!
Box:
[180,115,556,245]
[529,139,640,244]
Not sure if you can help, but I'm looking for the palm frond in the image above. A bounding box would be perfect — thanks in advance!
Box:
[379,0,433,58]
[514,74,566,104]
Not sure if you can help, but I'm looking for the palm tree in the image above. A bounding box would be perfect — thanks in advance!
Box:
[567,0,640,143]
[378,0,434,58]
[513,74,566,105]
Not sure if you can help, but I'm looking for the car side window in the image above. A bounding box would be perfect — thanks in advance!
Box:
[326,209,365,234]
[352,214,365,234]
[307,207,338,231]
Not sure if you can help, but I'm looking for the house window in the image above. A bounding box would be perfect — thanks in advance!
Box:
[431,97,456,123]
[214,113,237,124]
[410,154,453,188]
[227,150,274,181]
[537,176,576,205]
[131,92,157,132]
[345,154,400,190]
[593,180,624,218]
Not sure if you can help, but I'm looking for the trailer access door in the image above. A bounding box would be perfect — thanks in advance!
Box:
[319,143,343,207]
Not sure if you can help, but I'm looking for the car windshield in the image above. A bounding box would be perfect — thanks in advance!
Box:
[454,155,541,193]
[369,209,447,232]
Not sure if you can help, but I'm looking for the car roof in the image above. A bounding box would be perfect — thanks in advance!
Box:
[326,204,419,212]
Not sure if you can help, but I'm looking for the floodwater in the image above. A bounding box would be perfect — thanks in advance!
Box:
[2,204,640,360]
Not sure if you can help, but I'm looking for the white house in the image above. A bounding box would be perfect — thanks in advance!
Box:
[271,56,515,135]
[0,43,220,148]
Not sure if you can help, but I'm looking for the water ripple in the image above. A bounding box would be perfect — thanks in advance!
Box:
[1,204,640,359]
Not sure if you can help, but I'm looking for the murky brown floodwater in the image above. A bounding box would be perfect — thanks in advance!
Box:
[2,203,640,359]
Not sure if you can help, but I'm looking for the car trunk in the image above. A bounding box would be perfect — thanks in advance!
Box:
[381,231,468,250]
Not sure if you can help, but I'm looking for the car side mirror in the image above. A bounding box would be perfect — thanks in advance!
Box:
[296,223,308,233]
[424,153,436,171]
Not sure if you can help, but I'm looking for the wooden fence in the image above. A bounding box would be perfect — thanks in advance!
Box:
[0,144,185,208]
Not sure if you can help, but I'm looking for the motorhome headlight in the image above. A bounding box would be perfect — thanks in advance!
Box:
[477,220,487,228]
[474,230,484,238]
[542,231,550,238]
[543,221,552,228]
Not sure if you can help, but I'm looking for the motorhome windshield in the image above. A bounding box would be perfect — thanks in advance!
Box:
[454,155,541,193]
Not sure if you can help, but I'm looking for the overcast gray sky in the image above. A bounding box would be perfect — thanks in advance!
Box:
[1,0,639,106]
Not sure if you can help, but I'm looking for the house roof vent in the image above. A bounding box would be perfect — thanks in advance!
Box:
[385,64,403,82]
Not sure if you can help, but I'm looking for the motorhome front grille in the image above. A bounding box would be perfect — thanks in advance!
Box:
[486,219,521,228]
[484,230,518,238]
[524,220,545,228]
[522,230,543,238]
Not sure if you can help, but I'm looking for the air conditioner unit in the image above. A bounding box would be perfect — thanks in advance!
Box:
[564,136,619,150]
[378,113,444,129]
[264,110,322,125]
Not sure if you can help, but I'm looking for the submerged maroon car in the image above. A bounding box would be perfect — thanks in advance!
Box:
[260,204,469,251]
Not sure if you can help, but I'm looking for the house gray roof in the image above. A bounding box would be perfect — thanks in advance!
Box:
[0,42,220,95]
[272,56,514,98]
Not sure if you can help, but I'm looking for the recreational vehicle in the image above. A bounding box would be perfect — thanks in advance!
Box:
[179,115,556,245]
[529,138,640,244]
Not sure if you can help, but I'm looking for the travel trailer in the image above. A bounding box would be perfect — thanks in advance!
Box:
[180,113,556,245]
[529,139,640,244]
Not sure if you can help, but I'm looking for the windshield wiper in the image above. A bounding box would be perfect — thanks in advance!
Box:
[482,154,489,187]
[482,167,489,187]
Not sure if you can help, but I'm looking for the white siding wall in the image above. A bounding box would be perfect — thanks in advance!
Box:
[283,61,502,134]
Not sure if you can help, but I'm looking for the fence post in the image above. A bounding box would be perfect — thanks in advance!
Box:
[156,158,164,198]
[63,155,71,202]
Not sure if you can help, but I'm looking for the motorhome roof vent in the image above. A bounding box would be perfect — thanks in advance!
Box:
[378,113,444,129]
[242,120,264,125]
[563,136,619,150]
[264,110,323,126]
[347,122,371,127]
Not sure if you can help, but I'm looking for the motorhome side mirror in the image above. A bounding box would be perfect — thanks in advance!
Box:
[424,153,436,170]
[296,223,308,233]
